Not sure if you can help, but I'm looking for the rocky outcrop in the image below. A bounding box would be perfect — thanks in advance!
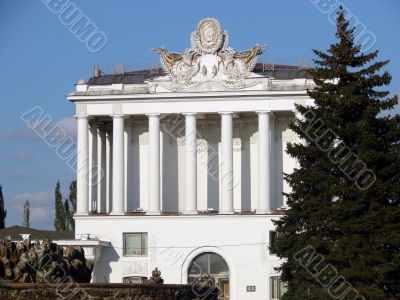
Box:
[0,237,93,283]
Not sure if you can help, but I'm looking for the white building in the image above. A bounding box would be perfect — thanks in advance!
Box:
[67,18,314,300]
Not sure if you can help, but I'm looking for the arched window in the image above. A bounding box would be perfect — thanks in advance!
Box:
[188,252,230,299]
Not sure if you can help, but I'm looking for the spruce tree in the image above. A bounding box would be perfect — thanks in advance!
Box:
[54,181,66,231]
[0,185,6,229]
[272,8,400,300]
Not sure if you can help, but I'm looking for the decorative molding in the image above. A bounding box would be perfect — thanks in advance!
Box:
[112,103,123,115]
[250,132,258,144]
[76,104,87,116]
[197,139,208,153]
[121,261,148,276]
[139,132,149,145]
[177,137,185,147]
[233,138,242,152]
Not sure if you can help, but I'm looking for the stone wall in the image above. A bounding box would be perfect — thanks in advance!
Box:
[0,282,218,300]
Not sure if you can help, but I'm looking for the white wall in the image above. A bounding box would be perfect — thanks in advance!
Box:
[76,214,282,300]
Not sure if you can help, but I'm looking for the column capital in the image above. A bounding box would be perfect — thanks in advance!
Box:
[182,112,197,116]
[218,111,233,115]
[255,110,272,114]
[146,113,160,117]
[111,114,125,118]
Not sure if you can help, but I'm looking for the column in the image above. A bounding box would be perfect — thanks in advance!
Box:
[219,112,234,214]
[89,123,98,212]
[257,111,271,214]
[147,114,161,215]
[111,115,125,215]
[270,114,276,209]
[76,115,89,215]
[106,130,113,213]
[97,128,107,213]
[184,113,197,214]
[124,121,134,212]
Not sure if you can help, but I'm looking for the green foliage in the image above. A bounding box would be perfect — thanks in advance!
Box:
[67,180,77,230]
[272,7,400,300]
[54,181,66,231]
[0,185,6,229]
[54,180,76,231]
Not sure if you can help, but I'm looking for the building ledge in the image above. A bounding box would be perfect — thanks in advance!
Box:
[82,209,286,217]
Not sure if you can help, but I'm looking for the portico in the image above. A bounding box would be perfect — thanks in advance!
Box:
[72,92,306,217]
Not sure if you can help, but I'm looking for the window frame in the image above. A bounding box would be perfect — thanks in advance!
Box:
[123,232,148,257]
[269,230,278,255]
[270,276,287,300]
[123,276,147,284]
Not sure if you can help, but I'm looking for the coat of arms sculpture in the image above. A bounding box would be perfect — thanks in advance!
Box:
[153,18,266,90]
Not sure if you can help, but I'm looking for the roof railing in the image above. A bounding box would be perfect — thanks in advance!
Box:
[92,59,313,77]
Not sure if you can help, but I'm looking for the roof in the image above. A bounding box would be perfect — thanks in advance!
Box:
[87,63,313,86]
[0,225,75,241]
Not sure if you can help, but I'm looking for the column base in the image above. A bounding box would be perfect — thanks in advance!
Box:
[219,210,234,215]
[146,211,161,215]
[182,210,198,215]
[109,211,125,215]
[256,210,271,214]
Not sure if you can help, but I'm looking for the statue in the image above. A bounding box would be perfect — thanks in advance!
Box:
[153,18,266,87]
[144,267,164,284]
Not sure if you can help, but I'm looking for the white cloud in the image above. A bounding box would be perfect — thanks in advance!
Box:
[13,191,53,206]
[30,207,52,224]
[11,191,54,226]
[57,117,77,140]
[0,150,34,161]
[13,151,34,161]
[0,116,76,141]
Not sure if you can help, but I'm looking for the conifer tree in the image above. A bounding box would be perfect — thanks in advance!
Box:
[68,180,77,230]
[0,185,6,229]
[64,199,70,230]
[23,199,30,228]
[54,181,66,231]
[272,8,400,300]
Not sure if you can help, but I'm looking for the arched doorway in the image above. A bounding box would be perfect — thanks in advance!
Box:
[188,252,230,299]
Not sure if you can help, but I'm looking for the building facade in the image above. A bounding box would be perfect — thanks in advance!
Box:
[67,18,314,300]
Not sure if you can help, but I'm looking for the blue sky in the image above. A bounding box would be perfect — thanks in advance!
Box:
[0,0,399,229]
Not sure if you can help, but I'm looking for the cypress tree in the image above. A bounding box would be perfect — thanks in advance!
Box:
[64,199,70,230]
[68,180,77,230]
[23,199,30,228]
[272,8,400,300]
[54,180,66,231]
[0,185,6,229]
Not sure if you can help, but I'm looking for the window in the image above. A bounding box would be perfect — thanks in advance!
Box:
[123,233,148,256]
[270,276,287,300]
[123,276,147,284]
[269,231,277,254]
[188,252,229,299]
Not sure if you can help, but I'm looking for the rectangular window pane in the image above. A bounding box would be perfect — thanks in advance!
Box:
[270,231,277,254]
[270,276,278,299]
[124,233,147,256]
[123,276,146,284]
[141,233,148,256]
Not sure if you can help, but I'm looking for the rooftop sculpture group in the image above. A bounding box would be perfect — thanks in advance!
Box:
[153,18,266,89]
